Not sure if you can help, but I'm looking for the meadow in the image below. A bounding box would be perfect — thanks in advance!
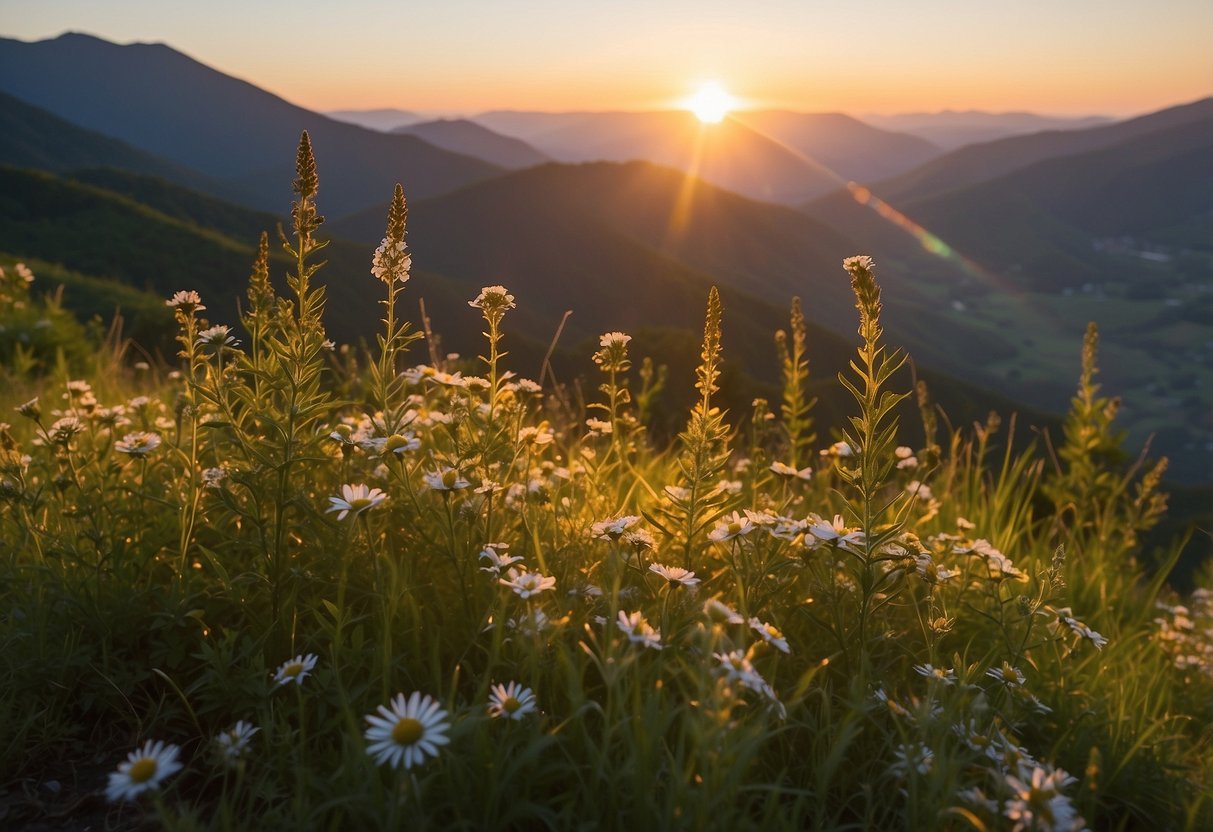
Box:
[0,134,1209,831]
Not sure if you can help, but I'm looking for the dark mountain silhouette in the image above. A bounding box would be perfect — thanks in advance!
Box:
[868,96,1213,203]
[729,110,940,182]
[0,90,213,186]
[0,33,502,216]
[861,110,1113,150]
[331,161,867,332]
[325,108,424,131]
[902,117,1213,285]
[391,119,550,169]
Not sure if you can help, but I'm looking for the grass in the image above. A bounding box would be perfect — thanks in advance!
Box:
[1,134,1210,831]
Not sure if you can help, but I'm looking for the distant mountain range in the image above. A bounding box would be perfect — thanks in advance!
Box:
[469,110,937,203]
[0,33,501,216]
[860,110,1114,150]
[325,108,424,131]
[392,119,551,169]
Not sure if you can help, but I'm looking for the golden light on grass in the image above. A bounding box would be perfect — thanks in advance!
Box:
[684,81,735,123]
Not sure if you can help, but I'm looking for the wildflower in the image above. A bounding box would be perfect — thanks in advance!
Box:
[872,687,912,718]
[114,431,162,457]
[821,440,853,458]
[196,325,240,348]
[622,528,655,550]
[807,514,865,549]
[705,598,745,625]
[48,415,83,444]
[895,446,918,469]
[214,721,259,763]
[649,563,701,589]
[708,511,755,542]
[272,653,318,688]
[960,539,1029,582]
[590,515,641,540]
[15,262,34,283]
[617,610,663,649]
[423,467,470,491]
[499,567,556,599]
[1003,766,1083,832]
[106,740,183,802]
[586,418,613,435]
[469,285,516,319]
[914,553,959,584]
[891,743,934,777]
[364,692,451,770]
[16,397,39,420]
[326,483,387,520]
[914,663,957,685]
[371,237,411,285]
[986,661,1026,688]
[380,433,421,455]
[599,331,631,349]
[714,650,777,702]
[479,543,523,575]
[518,425,555,446]
[487,681,537,720]
[1052,607,1108,649]
[770,461,813,480]
[905,480,933,501]
[749,618,791,653]
[166,290,205,312]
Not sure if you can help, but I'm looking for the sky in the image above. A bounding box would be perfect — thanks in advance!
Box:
[2,0,1210,116]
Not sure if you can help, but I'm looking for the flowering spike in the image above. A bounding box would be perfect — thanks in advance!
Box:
[695,286,723,401]
[843,255,881,344]
[291,131,324,241]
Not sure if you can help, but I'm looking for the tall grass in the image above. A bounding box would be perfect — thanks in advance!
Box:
[0,135,1209,831]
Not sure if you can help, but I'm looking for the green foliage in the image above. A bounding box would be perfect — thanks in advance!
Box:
[0,143,1209,832]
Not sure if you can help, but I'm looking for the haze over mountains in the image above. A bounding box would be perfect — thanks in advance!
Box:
[0,30,1209,480]
[861,111,1114,150]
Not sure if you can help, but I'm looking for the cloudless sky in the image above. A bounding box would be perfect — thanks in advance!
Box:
[2,0,1210,115]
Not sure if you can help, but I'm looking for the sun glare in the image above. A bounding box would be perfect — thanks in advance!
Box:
[685,82,735,124]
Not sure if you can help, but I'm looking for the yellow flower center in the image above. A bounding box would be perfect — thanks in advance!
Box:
[765,625,783,639]
[442,470,459,488]
[392,717,424,745]
[283,662,303,678]
[728,522,742,535]
[384,434,408,452]
[128,757,157,783]
[349,498,371,510]
[502,696,522,713]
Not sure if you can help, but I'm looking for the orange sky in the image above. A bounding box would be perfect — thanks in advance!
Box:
[3,0,1211,116]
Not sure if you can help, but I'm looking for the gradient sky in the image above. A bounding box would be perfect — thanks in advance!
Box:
[2,0,1210,116]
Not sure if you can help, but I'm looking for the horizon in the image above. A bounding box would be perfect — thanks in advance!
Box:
[2,0,1210,118]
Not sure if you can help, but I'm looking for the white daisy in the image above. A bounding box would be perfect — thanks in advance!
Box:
[616,610,662,650]
[769,461,813,481]
[487,681,537,720]
[499,567,556,599]
[326,484,387,520]
[105,739,183,802]
[364,692,451,770]
[649,563,701,588]
[423,467,470,491]
[272,653,318,688]
[708,511,755,543]
[479,543,523,575]
[749,617,791,653]
[214,721,259,763]
[114,431,162,456]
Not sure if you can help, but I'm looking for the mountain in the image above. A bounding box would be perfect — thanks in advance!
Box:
[728,111,941,182]
[861,110,1113,150]
[869,96,1213,204]
[0,90,215,188]
[325,108,424,131]
[391,119,550,169]
[802,107,1213,482]
[0,33,502,216]
[331,161,869,332]
[471,110,853,203]
[903,117,1213,284]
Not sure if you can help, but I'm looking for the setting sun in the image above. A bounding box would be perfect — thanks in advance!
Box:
[685,82,735,123]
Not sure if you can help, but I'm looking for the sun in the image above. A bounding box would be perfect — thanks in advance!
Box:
[685,82,735,124]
